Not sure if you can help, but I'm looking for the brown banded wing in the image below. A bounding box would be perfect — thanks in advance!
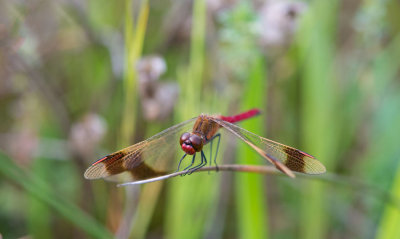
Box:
[84,118,197,181]
[210,117,326,177]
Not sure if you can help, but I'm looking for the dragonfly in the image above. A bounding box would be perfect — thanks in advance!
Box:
[84,109,326,184]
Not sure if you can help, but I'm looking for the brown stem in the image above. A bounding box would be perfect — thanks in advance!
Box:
[118,164,400,210]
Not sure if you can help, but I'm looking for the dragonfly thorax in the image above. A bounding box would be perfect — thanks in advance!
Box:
[180,132,203,155]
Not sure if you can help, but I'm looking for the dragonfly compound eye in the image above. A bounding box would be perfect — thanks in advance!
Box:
[189,134,203,152]
[180,132,191,146]
[180,132,196,155]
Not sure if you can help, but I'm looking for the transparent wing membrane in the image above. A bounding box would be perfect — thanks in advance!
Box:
[210,118,326,176]
[84,118,197,180]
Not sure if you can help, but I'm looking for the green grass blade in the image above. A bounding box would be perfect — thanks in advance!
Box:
[296,0,339,238]
[165,0,217,238]
[119,1,150,238]
[235,55,268,239]
[120,0,149,146]
[27,158,53,239]
[376,154,400,239]
[0,151,113,239]
[373,34,400,239]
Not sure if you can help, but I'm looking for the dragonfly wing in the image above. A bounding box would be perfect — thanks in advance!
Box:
[210,118,326,177]
[84,117,197,181]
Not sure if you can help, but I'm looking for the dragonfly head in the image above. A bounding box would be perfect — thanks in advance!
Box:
[180,132,203,155]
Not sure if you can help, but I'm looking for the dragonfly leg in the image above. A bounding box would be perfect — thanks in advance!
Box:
[176,153,187,172]
[188,150,207,175]
[208,133,221,171]
[182,154,196,176]
[209,139,213,174]
[210,136,213,167]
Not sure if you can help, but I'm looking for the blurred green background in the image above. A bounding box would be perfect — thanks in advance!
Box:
[1,0,400,238]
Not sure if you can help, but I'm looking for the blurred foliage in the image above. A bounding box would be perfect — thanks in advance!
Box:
[1,0,400,238]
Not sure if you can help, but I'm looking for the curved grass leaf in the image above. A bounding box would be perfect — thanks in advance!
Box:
[0,151,113,239]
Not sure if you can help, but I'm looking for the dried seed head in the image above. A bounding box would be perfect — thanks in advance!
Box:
[137,55,178,121]
[69,113,107,158]
[257,1,308,49]
[136,55,167,84]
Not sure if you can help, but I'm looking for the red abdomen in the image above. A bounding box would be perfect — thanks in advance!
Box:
[219,108,260,123]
